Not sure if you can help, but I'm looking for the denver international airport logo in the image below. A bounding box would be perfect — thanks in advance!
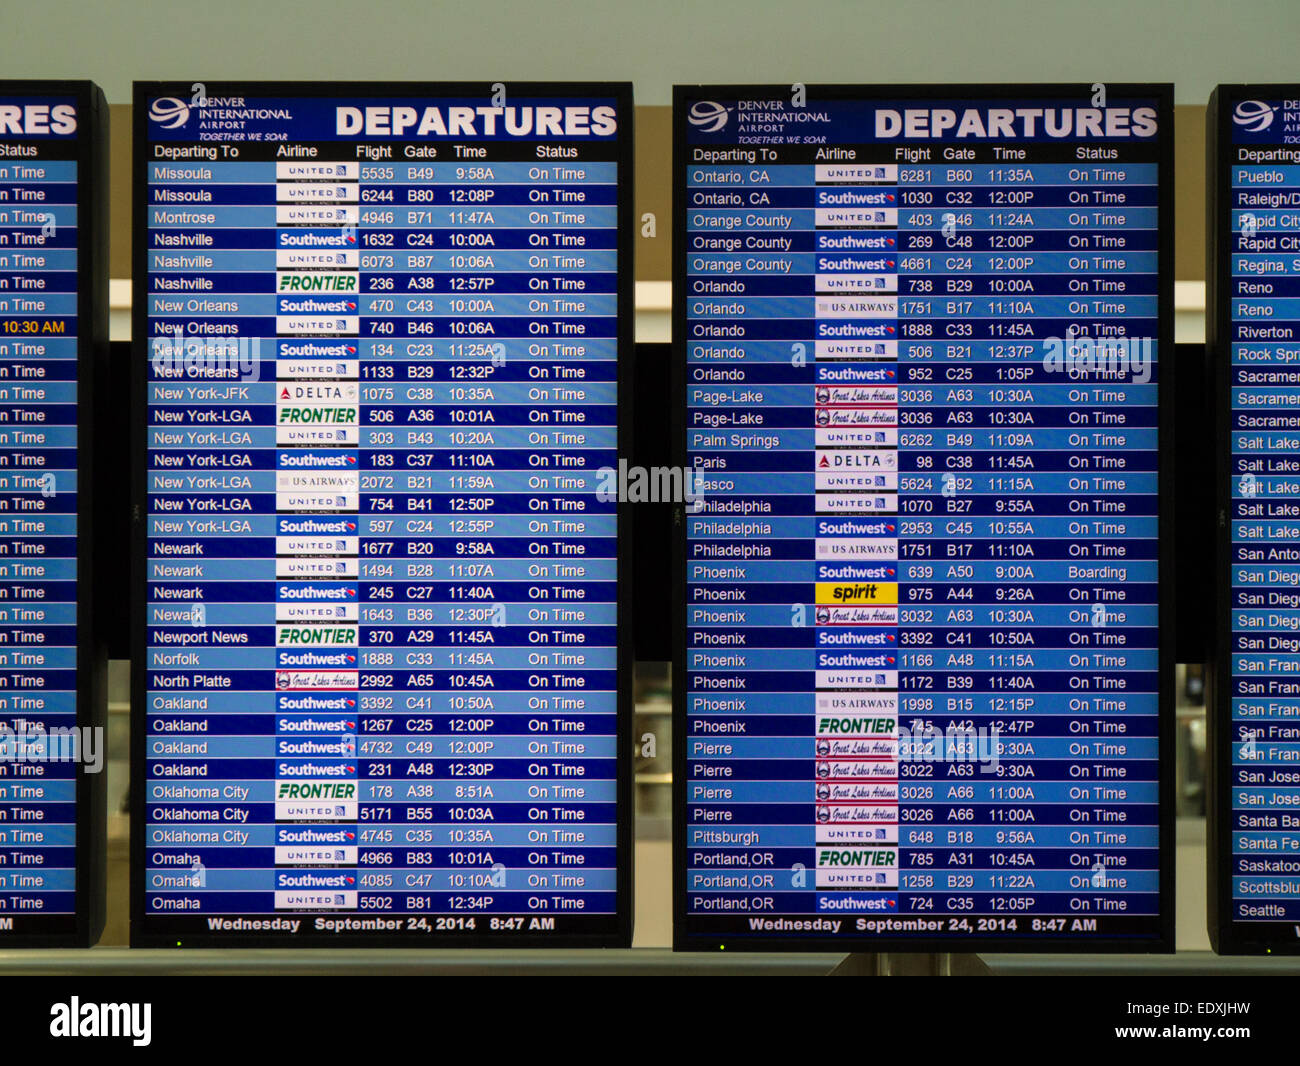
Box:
[688,100,731,132]
[1232,99,1276,133]
[148,96,191,128]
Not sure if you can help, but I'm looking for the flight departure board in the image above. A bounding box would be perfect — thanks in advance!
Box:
[673,84,1175,951]
[0,81,107,947]
[1208,84,1300,954]
[132,82,633,947]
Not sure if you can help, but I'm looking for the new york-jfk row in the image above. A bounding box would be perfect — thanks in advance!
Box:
[147,382,615,404]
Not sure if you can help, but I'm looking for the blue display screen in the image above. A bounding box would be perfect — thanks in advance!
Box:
[676,87,1171,949]
[0,92,85,938]
[1225,92,1300,938]
[136,86,630,945]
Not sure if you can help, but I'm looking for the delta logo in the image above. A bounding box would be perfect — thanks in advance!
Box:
[278,383,355,402]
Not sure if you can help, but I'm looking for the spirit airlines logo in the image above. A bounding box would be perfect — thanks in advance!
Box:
[149,97,191,129]
[689,101,731,132]
[1233,100,1277,132]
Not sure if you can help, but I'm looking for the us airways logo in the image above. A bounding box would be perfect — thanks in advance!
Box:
[689,101,731,133]
[149,97,191,129]
[1234,100,1278,133]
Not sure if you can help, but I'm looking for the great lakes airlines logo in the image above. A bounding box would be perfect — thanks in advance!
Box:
[1233,100,1277,133]
[688,100,731,132]
[149,97,191,129]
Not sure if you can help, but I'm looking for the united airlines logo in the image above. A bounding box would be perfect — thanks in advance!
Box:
[1233,100,1276,132]
[688,101,731,132]
[149,97,191,129]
